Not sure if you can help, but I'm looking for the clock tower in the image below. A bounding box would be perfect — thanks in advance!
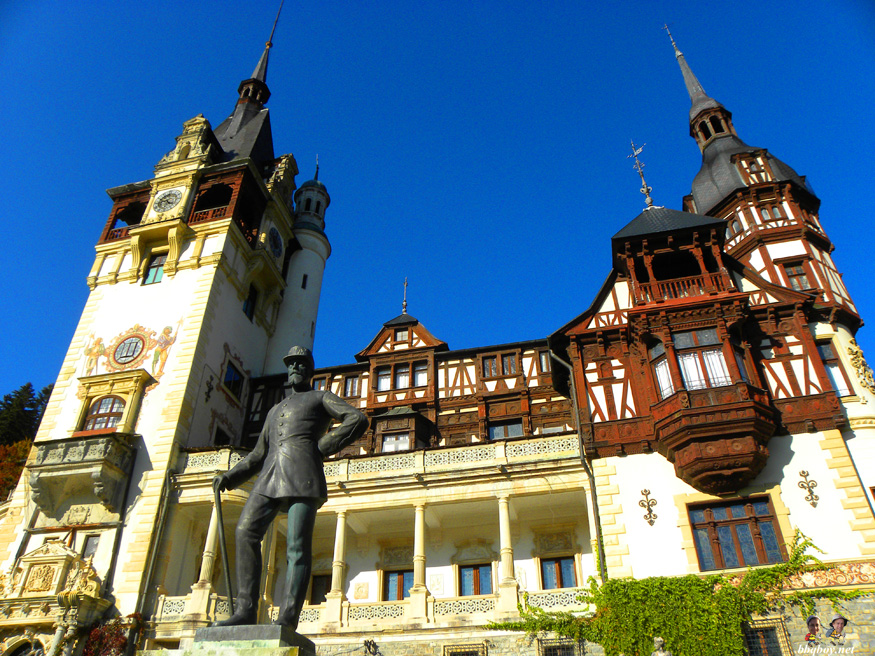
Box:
[0,26,334,649]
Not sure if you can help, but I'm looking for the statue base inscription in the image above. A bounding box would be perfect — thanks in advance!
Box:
[140,624,316,656]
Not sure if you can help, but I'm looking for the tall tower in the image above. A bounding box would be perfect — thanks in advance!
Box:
[0,24,333,652]
[669,30,859,335]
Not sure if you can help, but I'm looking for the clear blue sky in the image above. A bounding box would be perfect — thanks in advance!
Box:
[1,1,874,394]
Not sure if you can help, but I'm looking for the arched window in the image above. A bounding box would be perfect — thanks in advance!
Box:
[315,201,321,213]
[83,396,125,431]
[699,121,712,141]
[193,184,233,212]
[304,198,312,212]
[710,116,725,134]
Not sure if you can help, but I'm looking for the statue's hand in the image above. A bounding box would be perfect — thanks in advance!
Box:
[212,474,230,494]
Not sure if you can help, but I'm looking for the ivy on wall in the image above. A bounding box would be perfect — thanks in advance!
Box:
[489,532,871,656]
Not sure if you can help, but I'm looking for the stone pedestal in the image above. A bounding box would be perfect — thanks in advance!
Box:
[140,625,316,656]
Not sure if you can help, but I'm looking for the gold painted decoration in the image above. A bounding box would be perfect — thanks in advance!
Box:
[847,339,875,394]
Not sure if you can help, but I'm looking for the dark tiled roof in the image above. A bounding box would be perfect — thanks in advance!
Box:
[612,206,723,241]
[383,313,418,327]
[214,105,275,168]
[691,136,808,215]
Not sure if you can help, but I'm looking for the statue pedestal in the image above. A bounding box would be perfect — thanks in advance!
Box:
[140,625,316,656]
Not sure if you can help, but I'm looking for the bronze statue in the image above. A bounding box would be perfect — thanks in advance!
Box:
[212,345,368,629]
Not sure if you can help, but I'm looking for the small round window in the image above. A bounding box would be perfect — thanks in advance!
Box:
[114,336,144,364]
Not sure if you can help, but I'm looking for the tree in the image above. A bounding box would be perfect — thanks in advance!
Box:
[0,383,52,446]
[0,383,52,500]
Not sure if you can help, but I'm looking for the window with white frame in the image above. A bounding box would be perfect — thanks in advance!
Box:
[413,361,428,387]
[381,432,410,453]
[673,329,731,390]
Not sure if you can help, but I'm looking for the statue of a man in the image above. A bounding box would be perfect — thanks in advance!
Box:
[650,637,672,656]
[212,345,368,629]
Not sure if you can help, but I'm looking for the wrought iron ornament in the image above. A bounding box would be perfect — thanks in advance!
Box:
[639,489,658,525]
[798,470,819,508]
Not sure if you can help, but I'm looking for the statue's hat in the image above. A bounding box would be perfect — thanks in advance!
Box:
[283,345,315,369]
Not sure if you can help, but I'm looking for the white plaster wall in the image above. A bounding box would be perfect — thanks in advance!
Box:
[766,240,806,260]
[755,433,863,560]
[846,429,875,505]
[610,454,692,578]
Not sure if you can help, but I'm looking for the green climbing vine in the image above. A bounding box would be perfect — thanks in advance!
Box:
[488,532,871,656]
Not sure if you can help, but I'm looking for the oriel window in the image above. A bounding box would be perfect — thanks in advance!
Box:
[673,329,731,390]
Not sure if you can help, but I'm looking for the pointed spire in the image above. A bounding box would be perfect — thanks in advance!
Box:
[251,0,284,83]
[663,24,722,120]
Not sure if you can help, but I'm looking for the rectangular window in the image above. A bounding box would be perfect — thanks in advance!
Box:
[143,253,167,285]
[488,419,524,440]
[743,619,792,656]
[223,362,245,400]
[312,378,327,391]
[501,354,517,375]
[689,498,785,571]
[395,328,408,342]
[413,361,428,387]
[540,556,576,589]
[309,574,331,605]
[381,432,410,453]
[673,329,731,390]
[817,342,851,396]
[383,570,413,601]
[459,564,492,596]
[82,535,100,559]
[539,640,577,656]
[344,376,360,397]
[482,356,498,378]
[444,647,486,656]
[539,351,552,373]
[301,274,308,289]
[395,364,410,389]
[242,284,258,320]
[783,262,812,291]
[376,367,391,391]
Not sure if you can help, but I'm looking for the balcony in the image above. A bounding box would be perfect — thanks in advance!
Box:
[28,433,136,516]
[189,205,228,225]
[651,382,776,494]
[635,272,730,305]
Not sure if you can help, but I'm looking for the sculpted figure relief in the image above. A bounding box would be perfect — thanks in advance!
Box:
[212,346,368,629]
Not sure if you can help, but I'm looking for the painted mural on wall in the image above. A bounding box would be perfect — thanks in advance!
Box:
[79,320,183,383]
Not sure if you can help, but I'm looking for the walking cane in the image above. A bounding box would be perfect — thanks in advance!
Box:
[213,481,235,615]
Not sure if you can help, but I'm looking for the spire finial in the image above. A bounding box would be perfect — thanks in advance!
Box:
[628,140,656,209]
[315,154,319,181]
[267,0,284,49]
[402,278,408,315]
[663,24,682,58]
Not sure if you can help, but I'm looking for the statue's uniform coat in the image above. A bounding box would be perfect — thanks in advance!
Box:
[225,391,349,503]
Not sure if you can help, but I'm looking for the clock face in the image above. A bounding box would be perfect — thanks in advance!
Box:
[269,227,283,258]
[154,189,182,213]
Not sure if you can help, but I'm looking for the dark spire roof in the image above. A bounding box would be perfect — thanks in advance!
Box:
[666,26,722,121]
[666,27,812,215]
[612,207,723,241]
[299,161,326,191]
[213,5,284,168]
[383,313,419,327]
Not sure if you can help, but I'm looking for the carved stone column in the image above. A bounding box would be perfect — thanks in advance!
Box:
[496,494,519,614]
[184,506,219,624]
[324,511,348,628]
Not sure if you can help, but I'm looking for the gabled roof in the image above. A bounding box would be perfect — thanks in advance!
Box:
[356,314,448,361]
[612,207,723,241]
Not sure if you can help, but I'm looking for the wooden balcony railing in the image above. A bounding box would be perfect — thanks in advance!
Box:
[636,272,730,304]
[189,205,229,225]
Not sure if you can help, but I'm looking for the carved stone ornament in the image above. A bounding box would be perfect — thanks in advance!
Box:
[848,339,875,394]
[23,566,54,594]
[380,545,413,568]
[29,434,135,516]
[534,529,574,556]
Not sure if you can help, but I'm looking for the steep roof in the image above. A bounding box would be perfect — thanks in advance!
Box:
[612,207,723,241]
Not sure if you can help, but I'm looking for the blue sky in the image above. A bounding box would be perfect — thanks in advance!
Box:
[1,1,874,394]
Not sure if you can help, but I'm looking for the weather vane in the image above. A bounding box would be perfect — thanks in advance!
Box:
[663,23,681,57]
[401,278,409,314]
[628,140,656,209]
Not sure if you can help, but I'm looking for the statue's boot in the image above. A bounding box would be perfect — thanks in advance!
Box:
[213,600,257,627]
[272,607,299,630]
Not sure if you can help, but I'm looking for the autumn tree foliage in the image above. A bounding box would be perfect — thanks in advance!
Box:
[0,383,52,500]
